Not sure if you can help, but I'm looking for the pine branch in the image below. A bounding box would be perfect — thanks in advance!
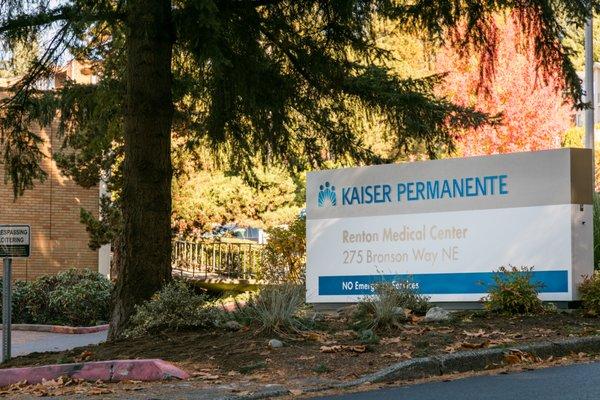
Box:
[0,5,124,34]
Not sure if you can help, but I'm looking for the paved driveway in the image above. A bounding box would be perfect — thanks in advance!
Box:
[0,330,107,359]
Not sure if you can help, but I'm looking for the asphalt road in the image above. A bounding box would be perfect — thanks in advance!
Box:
[316,362,600,400]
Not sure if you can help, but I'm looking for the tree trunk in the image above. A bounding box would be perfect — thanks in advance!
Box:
[108,0,174,340]
[109,235,123,283]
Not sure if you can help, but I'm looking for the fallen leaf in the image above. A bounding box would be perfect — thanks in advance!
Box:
[348,345,367,353]
[74,350,94,362]
[88,387,114,395]
[461,341,489,349]
[380,337,402,345]
[193,371,220,380]
[504,353,522,365]
[463,329,486,338]
[320,345,342,353]
[301,331,333,343]
[510,333,524,339]
[444,343,463,353]
[503,349,541,365]
[488,338,515,346]
[333,330,358,339]
[409,315,424,323]
[320,345,367,353]
[403,327,429,335]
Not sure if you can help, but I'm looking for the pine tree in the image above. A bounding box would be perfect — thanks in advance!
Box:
[0,0,594,338]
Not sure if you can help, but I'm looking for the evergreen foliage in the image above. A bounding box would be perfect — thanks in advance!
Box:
[172,167,302,234]
[2,1,591,195]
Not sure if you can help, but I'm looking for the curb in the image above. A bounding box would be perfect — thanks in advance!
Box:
[0,359,189,387]
[220,335,600,399]
[0,324,109,334]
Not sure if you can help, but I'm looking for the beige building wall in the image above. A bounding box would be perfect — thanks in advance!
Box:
[0,120,99,280]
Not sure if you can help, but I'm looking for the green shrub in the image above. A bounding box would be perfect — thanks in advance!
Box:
[236,284,305,333]
[259,217,306,283]
[0,280,34,323]
[356,281,431,330]
[126,280,222,337]
[484,266,544,315]
[27,269,112,325]
[579,272,600,315]
[48,278,112,326]
[0,268,112,326]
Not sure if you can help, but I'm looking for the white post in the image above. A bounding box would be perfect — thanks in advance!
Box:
[98,179,112,278]
[585,13,595,189]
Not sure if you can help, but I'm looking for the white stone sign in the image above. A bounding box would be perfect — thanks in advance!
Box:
[306,149,593,303]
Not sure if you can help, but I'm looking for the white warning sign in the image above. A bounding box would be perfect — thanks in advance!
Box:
[0,225,30,258]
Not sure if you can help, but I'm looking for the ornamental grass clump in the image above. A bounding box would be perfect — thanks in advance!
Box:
[236,284,305,333]
[579,272,600,315]
[484,266,544,315]
[126,280,222,337]
[356,281,431,330]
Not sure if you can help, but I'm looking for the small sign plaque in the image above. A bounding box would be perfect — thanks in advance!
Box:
[0,225,30,258]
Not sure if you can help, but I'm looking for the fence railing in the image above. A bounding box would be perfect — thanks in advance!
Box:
[172,240,264,280]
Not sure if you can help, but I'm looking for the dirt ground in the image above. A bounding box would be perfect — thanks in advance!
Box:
[4,310,600,392]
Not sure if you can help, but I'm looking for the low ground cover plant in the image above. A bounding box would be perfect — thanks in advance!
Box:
[235,284,305,333]
[484,266,545,315]
[125,280,223,337]
[579,272,600,315]
[355,281,431,330]
[0,268,112,326]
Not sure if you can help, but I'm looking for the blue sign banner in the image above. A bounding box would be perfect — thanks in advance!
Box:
[318,270,569,296]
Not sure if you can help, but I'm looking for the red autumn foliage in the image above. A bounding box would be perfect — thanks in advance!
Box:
[437,17,574,156]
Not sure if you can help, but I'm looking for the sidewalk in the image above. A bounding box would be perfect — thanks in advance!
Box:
[0,330,107,359]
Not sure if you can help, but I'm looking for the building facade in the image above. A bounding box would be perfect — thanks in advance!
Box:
[0,61,105,280]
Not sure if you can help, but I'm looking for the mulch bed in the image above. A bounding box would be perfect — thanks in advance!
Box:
[4,310,600,388]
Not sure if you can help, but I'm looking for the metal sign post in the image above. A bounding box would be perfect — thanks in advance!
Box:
[2,258,11,362]
[0,224,30,363]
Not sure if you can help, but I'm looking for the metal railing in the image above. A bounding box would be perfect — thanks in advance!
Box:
[172,240,264,280]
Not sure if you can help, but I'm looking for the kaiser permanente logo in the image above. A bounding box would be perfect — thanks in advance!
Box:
[319,174,509,207]
[318,182,337,207]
